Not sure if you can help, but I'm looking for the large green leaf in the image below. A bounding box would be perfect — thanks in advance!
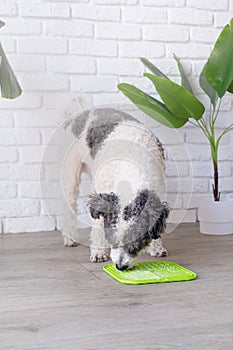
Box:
[227,79,233,93]
[144,73,205,121]
[205,18,233,98]
[118,83,188,128]
[0,42,22,99]
[173,54,193,94]
[140,57,170,79]
[200,64,218,108]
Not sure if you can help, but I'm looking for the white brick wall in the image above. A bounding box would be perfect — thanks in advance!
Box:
[0,0,232,233]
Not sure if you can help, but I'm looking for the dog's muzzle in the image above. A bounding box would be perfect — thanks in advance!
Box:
[115,263,129,271]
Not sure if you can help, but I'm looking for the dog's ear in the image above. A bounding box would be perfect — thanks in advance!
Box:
[88,192,119,219]
[123,189,149,220]
[88,193,107,219]
[149,202,170,239]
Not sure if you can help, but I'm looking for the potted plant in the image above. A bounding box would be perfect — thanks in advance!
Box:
[0,20,22,99]
[118,18,233,235]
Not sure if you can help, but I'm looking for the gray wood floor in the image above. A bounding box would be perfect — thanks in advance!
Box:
[0,224,233,350]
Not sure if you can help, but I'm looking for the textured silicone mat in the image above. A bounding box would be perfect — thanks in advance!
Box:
[103,261,197,285]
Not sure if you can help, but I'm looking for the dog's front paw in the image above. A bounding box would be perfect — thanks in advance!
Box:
[90,248,110,263]
[146,238,168,257]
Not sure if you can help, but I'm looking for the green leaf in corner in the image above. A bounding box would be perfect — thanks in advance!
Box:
[200,64,218,108]
[144,73,205,121]
[205,18,233,98]
[0,42,22,99]
[140,57,170,79]
[227,80,233,94]
[118,83,188,128]
[173,54,193,94]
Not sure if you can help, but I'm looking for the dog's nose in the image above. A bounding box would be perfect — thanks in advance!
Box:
[116,264,129,271]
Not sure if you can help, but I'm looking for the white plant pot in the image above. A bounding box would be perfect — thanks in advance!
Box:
[198,199,233,235]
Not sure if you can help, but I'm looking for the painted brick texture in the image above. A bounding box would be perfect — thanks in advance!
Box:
[0,0,233,233]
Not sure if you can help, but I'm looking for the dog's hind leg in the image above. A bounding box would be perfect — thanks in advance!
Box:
[61,142,83,247]
[90,217,110,263]
[63,212,79,247]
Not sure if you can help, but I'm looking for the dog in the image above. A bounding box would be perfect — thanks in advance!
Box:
[61,108,169,270]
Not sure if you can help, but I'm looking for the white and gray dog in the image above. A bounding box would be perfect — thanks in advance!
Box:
[62,108,169,270]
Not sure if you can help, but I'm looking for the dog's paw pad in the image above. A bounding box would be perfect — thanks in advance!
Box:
[90,251,110,263]
[160,250,168,257]
[147,246,168,257]
[147,238,168,258]
[152,248,168,257]
[149,251,167,258]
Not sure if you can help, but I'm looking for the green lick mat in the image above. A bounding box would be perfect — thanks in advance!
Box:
[103,261,197,285]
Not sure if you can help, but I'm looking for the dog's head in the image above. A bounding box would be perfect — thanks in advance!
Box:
[88,189,169,270]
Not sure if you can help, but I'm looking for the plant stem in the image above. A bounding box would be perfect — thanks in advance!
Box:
[209,99,222,201]
[209,100,220,201]
[213,161,220,201]
[190,98,222,201]
[213,99,221,124]
[216,123,233,147]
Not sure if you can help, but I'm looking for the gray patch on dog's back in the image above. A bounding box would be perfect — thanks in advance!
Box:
[64,110,90,138]
[94,108,137,122]
[70,110,90,138]
[86,108,139,159]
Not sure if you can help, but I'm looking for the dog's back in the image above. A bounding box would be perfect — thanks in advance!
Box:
[67,108,165,203]
[67,108,164,201]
